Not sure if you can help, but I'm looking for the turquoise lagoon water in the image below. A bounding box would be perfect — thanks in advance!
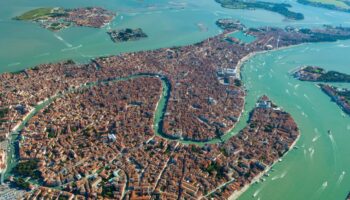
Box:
[228,31,256,44]
[1,0,350,199]
[239,41,350,200]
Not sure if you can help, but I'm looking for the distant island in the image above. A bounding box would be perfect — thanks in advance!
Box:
[293,66,350,82]
[13,7,115,31]
[215,0,304,20]
[297,0,350,13]
[215,18,246,32]
[318,84,350,115]
[293,66,350,116]
[107,28,148,43]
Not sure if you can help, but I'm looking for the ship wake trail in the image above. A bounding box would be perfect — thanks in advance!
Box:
[54,34,73,48]
[303,149,307,159]
[321,181,328,189]
[212,10,227,16]
[336,44,350,48]
[328,134,337,149]
[253,188,261,198]
[315,181,328,195]
[312,135,320,143]
[280,170,288,179]
[328,133,338,169]
[285,89,290,95]
[337,171,346,185]
[8,62,21,67]
[61,44,83,52]
[300,47,309,53]
[294,84,300,90]
[308,147,315,159]
[272,170,288,181]
[341,111,346,117]
[301,111,308,118]
[36,52,50,57]
[304,94,312,103]
[325,12,336,17]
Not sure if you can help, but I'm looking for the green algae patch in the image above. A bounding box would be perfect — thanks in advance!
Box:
[14,8,56,20]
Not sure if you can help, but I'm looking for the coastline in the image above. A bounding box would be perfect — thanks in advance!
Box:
[235,43,307,80]
[297,0,350,13]
[225,44,305,200]
[317,84,350,116]
[228,133,301,200]
[288,65,305,74]
[235,52,255,80]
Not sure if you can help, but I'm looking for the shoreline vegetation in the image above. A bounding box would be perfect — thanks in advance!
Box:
[215,0,304,20]
[107,28,148,43]
[297,0,350,13]
[13,8,55,21]
[13,7,115,31]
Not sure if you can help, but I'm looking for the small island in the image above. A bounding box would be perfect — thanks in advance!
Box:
[318,84,350,115]
[107,28,148,43]
[215,0,304,20]
[297,0,350,13]
[215,18,246,32]
[293,66,350,115]
[13,7,115,31]
[293,66,350,82]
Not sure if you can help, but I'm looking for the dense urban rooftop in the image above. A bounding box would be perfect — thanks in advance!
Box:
[14,7,115,31]
[1,21,350,199]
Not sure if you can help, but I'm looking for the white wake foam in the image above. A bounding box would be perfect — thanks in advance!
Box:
[54,34,73,48]
[337,171,346,185]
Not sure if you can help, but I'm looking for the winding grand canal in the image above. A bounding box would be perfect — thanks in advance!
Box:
[1,0,350,199]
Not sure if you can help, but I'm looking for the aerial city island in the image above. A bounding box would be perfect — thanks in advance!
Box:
[14,7,148,45]
[13,7,116,31]
[293,66,350,116]
[297,0,350,13]
[318,84,350,115]
[1,6,350,198]
[215,0,304,20]
[293,66,350,83]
